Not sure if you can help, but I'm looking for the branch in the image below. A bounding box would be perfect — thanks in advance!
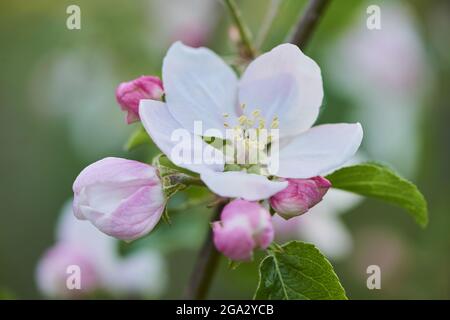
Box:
[183,202,225,299]
[290,0,331,49]
[224,0,256,59]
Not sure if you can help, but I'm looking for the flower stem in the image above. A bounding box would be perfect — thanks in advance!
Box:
[290,0,331,49]
[170,173,205,187]
[224,0,256,59]
[183,202,225,299]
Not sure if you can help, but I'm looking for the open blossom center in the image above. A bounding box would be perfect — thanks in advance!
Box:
[221,104,279,174]
[138,42,363,201]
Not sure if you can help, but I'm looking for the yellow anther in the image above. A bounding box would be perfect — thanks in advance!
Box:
[258,119,266,129]
[222,113,229,118]
[252,109,261,118]
[238,115,248,125]
[271,119,279,129]
[240,103,247,110]
[223,123,230,128]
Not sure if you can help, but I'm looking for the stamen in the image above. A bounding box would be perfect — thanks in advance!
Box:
[271,116,279,129]
[258,119,266,129]
[221,104,279,171]
[238,115,248,125]
[251,109,261,118]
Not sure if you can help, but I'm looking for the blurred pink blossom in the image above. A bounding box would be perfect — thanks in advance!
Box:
[36,243,99,298]
[36,201,167,298]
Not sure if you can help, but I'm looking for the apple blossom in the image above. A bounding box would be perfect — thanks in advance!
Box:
[36,201,167,298]
[72,157,165,241]
[328,3,427,177]
[116,75,164,124]
[269,176,331,219]
[139,42,363,201]
[212,199,273,261]
[36,242,99,298]
[332,3,426,95]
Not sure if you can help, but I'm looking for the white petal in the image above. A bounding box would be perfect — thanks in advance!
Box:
[273,123,363,178]
[200,170,288,201]
[139,99,224,173]
[163,42,238,136]
[239,43,323,137]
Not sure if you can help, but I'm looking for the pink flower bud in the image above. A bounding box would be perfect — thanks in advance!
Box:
[212,199,274,261]
[35,243,99,298]
[115,76,164,124]
[269,177,331,219]
[73,157,165,241]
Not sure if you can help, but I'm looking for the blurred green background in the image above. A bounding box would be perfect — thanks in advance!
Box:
[0,0,449,299]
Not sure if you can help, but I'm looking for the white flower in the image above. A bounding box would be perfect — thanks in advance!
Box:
[139,42,363,201]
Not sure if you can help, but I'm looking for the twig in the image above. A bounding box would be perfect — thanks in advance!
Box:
[224,0,256,59]
[183,202,225,299]
[290,0,331,49]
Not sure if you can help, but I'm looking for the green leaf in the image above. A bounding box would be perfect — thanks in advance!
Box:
[326,162,428,227]
[255,241,347,300]
[124,124,152,151]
